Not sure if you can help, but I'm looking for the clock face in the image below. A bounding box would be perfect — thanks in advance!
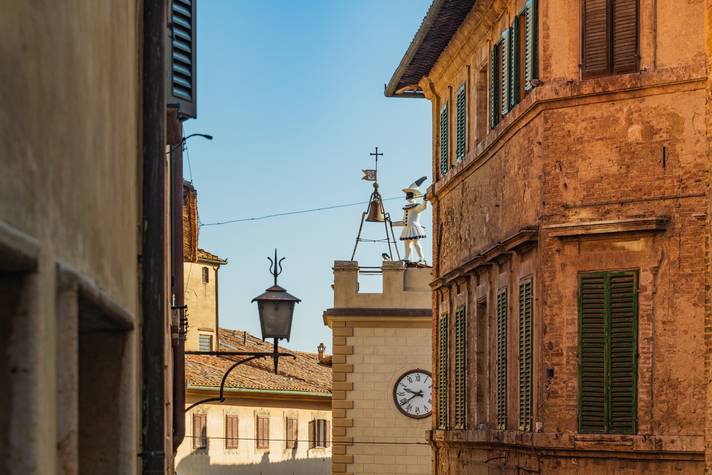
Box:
[393,369,432,419]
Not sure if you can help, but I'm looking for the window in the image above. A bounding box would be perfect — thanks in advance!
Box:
[579,271,638,434]
[285,417,298,449]
[475,65,489,142]
[309,419,329,448]
[455,85,467,162]
[168,0,197,118]
[491,0,538,127]
[518,279,533,431]
[437,313,449,430]
[496,288,508,430]
[199,333,212,352]
[500,28,512,118]
[256,415,270,449]
[192,413,207,449]
[202,266,209,283]
[475,300,489,425]
[454,306,467,429]
[225,415,239,448]
[439,104,449,176]
[582,0,639,78]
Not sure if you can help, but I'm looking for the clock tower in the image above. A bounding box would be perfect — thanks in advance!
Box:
[323,260,432,475]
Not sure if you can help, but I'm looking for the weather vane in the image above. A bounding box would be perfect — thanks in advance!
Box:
[351,147,401,261]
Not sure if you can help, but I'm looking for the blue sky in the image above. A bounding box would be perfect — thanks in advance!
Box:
[185,0,432,353]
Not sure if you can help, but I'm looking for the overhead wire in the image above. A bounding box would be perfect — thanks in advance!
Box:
[200,196,402,227]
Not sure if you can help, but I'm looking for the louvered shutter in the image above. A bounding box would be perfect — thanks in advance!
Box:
[579,271,637,434]
[439,104,449,176]
[579,273,607,433]
[524,0,538,91]
[500,29,511,116]
[612,0,638,73]
[454,307,467,429]
[490,44,500,129]
[455,85,466,162]
[608,272,637,434]
[496,289,508,430]
[518,279,533,431]
[308,420,315,449]
[325,420,331,448]
[437,314,449,429]
[225,415,239,448]
[582,0,609,78]
[510,16,521,107]
[168,0,197,118]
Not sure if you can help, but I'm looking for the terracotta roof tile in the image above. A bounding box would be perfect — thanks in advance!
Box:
[197,248,226,264]
[185,328,331,394]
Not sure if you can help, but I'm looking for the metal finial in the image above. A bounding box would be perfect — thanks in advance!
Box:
[267,249,285,286]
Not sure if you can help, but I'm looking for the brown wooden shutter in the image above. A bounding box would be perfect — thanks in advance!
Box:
[496,288,508,430]
[612,0,638,73]
[582,0,609,77]
[308,420,315,449]
[256,416,269,449]
[192,413,206,449]
[325,420,330,448]
[518,279,533,431]
[225,415,238,448]
[285,418,297,449]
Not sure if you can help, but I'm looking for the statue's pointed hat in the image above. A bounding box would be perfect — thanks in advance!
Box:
[402,176,427,198]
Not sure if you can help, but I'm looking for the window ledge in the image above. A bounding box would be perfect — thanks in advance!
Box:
[544,217,670,238]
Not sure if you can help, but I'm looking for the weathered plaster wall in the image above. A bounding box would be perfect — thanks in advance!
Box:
[0,1,143,473]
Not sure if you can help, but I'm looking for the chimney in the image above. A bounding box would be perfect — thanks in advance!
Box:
[317,343,325,362]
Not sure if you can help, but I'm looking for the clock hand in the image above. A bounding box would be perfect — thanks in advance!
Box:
[404,388,419,395]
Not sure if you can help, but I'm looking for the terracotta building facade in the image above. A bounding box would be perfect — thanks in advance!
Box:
[388,0,708,473]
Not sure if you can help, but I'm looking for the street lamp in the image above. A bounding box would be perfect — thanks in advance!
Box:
[252,249,301,341]
[185,249,298,412]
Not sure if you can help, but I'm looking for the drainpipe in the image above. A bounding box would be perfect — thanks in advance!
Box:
[141,0,167,473]
[169,112,186,452]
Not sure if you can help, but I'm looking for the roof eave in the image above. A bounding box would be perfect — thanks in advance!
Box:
[384,0,447,98]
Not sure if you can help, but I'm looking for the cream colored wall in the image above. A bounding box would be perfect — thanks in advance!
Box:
[0,1,143,474]
[333,261,431,309]
[177,395,331,475]
[185,261,219,351]
[346,326,432,475]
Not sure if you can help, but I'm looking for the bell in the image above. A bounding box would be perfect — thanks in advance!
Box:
[365,198,385,222]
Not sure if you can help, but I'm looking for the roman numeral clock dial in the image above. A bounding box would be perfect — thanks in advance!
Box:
[393,369,432,419]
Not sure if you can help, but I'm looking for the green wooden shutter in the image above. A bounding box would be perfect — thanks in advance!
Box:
[454,307,467,429]
[510,16,521,107]
[579,273,607,433]
[437,313,449,429]
[439,104,449,176]
[496,288,508,430]
[518,279,533,431]
[608,272,637,434]
[455,85,466,162]
[168,0,197,118]
[524,0,538,91]
[490,44,500,129]
[500,29,511,117]
[579,271,638,434]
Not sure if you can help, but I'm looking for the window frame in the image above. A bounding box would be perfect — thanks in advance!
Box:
[225,414,239,449]
[577,270,639,434]
[581,0,640,79]
[285,417,298,449]
[192,413,207,449]
[198,333,213,352]
[256,415,270,449]
[201,266,210,284]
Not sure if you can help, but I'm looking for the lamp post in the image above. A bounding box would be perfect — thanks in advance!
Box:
[185,249,299,412]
